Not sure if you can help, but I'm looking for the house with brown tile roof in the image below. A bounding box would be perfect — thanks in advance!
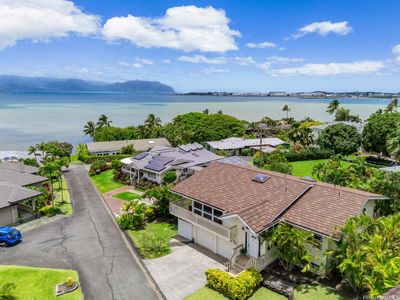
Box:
[169,162,387,275]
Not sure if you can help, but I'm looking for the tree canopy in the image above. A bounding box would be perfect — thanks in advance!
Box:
[317,123,361,155]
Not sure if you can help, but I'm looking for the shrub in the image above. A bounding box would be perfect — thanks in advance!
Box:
[136,179,157,190]
[163,171,177,183]
[23,158,39,167]
[0,282,16,300]
[89,160,110,176]
[145,207,155,222]
[205,268,262,300]
[38,205,62,216]
[116,202,146,230]
[138,232,168,256]
[241,148,251,156]
[283,147,334,162]
[111,159,123,170]
[79,154,131,164]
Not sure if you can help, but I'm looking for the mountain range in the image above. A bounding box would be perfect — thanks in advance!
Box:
[0,76,175,94]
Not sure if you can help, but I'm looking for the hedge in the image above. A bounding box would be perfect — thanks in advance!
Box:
[205,268,262,300]
[78,154,132,164]
[283,148,334,162]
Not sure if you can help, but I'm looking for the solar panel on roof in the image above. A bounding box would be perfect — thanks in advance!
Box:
[252,173,270,183]
[152,156,174,165]
[144,163,166,172]
[133,152,149,160]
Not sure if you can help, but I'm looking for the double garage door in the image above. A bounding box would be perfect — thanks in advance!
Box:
[195,227,233,259]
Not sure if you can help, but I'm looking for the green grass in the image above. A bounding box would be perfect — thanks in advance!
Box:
[295,284,350,300]
[70,154,81,164]
[54,177,73,216]
[185,287,286,300]
[0,265,83,300]
[91,170,124,193]
[113,191,141,201]
[290,159,351,178]
[128,222,178,259]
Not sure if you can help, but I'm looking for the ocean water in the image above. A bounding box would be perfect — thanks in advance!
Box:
[0,93,390,151]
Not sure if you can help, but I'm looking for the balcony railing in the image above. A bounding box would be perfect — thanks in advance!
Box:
[170,202,236,241]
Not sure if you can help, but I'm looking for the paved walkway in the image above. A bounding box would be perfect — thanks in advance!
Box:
[15,214,65,233]
[144,238,227,300]
[104,186,133,215]
[1,165,160,300]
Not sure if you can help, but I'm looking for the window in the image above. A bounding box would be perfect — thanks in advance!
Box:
[214,209,223,217]
[214,218,222,224]
[194,202,202,210]
[203,213,212,220]
[314,234,323,249]
[203,205,212,214]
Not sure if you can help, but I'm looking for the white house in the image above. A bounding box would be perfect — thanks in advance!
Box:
[170,162,386,275]
[310,121,364,141]
[121,143,222,185]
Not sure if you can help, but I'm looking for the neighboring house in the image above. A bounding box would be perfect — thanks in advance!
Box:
[380,285,400,299]
[310,121,364,140]
[86,138,171,156]
[169,163,387,275]
[0,169,48,187]
[0,161,39,174]
[381,165,400,173]
[121,143,221,185]
[206,137,287,156]
[0,181,42,226]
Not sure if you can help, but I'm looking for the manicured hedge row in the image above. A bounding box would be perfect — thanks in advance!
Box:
[78,154,131,164]
[205,268,262,300]
[283,148,334,162]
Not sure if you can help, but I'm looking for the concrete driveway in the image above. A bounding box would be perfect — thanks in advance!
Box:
[144,238,227,300]
[0,164,160,300]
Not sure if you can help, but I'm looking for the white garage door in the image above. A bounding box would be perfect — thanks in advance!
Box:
[217,237,233,259]
[196,227,214,252]
[178,219,192,240]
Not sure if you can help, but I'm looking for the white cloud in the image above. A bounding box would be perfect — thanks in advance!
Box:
[246,41,277,49]
[0,0,100,49]
[273,60,385,76]
[233,56,255,66]
[292,21,352,39]
[120,57,154,68]
[200,67,228,75]
[178,55,227,64]
[267,56,304,63]
[392,45,400,56]
[162,59,171,64]
[103,5,240,52]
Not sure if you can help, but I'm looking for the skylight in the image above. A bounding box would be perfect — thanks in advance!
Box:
[252,173,270,183]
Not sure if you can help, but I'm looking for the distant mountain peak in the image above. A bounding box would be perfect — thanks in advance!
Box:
[0,75,175,94]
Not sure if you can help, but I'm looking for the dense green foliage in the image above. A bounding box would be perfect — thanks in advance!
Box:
[317,124,361,155]
[262,152,293,174]
[362,112,400,154]
[332,214,400,298]
[283,147,334,162]
[205,268,262,300]
[334,108,361,122]
[0,282,16,300]
[143,185,180,218]
[163,112,246,146]
[163,170,177,183]
[264,223,317,272]
[116,201,147,230]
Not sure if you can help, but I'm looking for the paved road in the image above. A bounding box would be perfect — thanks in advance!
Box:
[0,164,160,300]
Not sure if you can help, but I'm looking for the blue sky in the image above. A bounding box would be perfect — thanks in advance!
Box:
[1,0,400,92]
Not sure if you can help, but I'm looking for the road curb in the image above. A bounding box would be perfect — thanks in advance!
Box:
[88,172,167,300]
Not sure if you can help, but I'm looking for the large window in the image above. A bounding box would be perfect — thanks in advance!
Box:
[193,201,223,224]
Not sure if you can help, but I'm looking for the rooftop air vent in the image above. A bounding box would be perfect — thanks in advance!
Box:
[301,176,317,182]
[252,173,270,183]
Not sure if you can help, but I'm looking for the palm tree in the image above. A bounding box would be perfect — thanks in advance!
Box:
[282,105,290,119]
[28,145,36,155]
[387,128,400,159]
[144,114,162,134]
[35,141,46,157]
[39,162,62,206]
[97,114,112,128]
[326,99,340,115]
[203,108,209,114]
[217,110,223,114]
[83,121,97,139]
[385,98,398,113]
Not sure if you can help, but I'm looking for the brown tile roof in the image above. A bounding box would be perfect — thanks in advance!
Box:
[171,162,384,236]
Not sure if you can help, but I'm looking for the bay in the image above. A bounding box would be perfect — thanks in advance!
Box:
[0,92,390,151]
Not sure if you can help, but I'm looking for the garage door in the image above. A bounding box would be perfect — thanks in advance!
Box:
[217,237,233,259]
[178,219,192,240]
[196,227,214,252]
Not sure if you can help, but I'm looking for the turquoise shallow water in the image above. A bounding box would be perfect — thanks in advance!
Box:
[0,93,390,150]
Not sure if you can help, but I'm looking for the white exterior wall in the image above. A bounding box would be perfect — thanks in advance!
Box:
[360,199,376,217]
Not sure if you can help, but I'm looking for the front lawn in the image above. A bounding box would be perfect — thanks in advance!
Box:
[0,265,83,300]
[113,191,141,201]
[128,222,177,259]
[185,287,286,300]
[54,177,73,216]
[91,170,124,193]
[295,284,350,300]
[290,159,351,178]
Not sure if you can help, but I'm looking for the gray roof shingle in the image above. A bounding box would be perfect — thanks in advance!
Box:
[0,181,42,208]
[0,169,48,186]
[0,161,38,174]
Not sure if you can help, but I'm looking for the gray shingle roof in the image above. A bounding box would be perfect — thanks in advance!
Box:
[207,137,286,150]
[86,138,171,153]
[0,169,48,186]
[0,181,42,209]
[0,161,38,174]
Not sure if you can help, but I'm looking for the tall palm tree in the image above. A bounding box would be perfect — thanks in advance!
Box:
[83,121,97,139]
[35,141,46,157]
[385,98,398,113]
[282,105,290,119]
[326,99,340,115]
[28,145,36,155]
[39,162,62,206]
[97,114,112,128]
[144,114,162,133]
[203,108,209,114]
[387,128,400,159]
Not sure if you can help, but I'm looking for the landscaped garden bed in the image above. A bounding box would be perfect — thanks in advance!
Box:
[0,265,82,300]
[128,222,177,259]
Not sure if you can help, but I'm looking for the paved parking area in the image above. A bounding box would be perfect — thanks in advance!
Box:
[144,238,227,300]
